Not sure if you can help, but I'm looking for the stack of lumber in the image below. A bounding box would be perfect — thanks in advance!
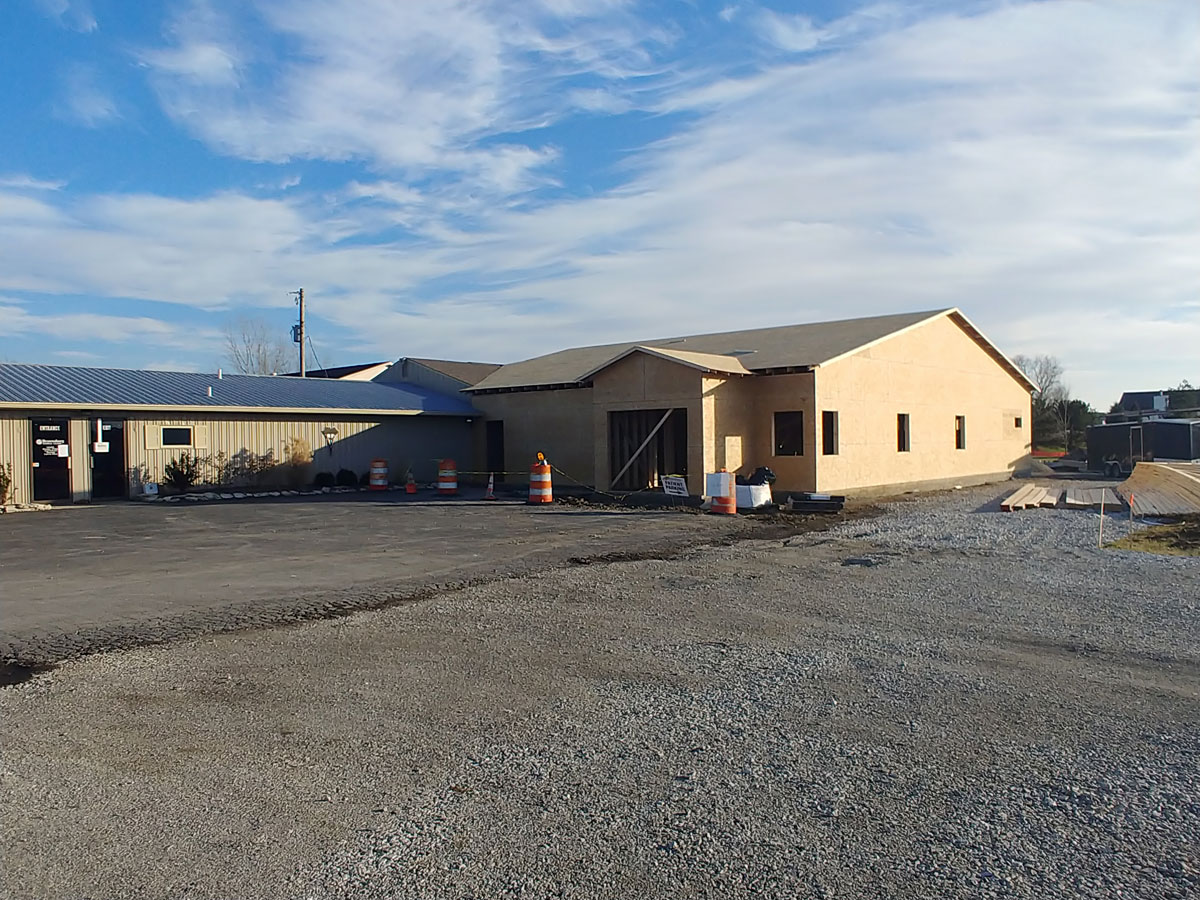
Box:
[1000,485,1062,511]
[787,493,845,514]
[1063,487,1123,510]
[1118,462,1200,516]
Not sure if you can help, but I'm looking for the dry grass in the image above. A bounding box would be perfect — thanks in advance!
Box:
[1109,516,1200,556]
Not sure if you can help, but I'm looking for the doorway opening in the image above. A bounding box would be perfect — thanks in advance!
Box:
[486,420,505,482]
[608,408,688,491]
[90,419,127,499]
[30,418,71,502]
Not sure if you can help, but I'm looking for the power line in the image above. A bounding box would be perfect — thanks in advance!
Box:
[306,335,325,375]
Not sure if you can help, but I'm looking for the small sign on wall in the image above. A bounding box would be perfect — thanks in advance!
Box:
[56,444,70,458]
[660,474,689,496]
[93,441,110,454]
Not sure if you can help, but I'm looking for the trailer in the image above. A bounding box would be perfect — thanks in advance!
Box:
[1085,418,1200,477]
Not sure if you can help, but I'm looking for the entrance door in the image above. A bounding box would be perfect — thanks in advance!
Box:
[30,418,71,502]
[90,419,127,499]
[1130,425,1145,465]
[608,408,689,491]
[486,420,505,482]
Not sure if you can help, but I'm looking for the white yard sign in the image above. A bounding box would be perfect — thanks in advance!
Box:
[660,475,689,497]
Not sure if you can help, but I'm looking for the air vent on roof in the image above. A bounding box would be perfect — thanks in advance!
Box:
[727,349,757,356]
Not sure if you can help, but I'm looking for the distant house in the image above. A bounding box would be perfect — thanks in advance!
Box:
[465,308,1035,496]
[282,361,393,381]
[1110,388,1200,419]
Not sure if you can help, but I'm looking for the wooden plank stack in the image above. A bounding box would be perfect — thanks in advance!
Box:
[1119,462,1200,516]
[1063,487,1123,510]
[1000,485,1062,511]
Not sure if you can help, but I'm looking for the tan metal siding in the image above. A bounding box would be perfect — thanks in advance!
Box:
[0,414,32,505]
[127,414,472,489]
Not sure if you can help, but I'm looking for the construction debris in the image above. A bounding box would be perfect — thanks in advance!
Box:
[1118,462,1200,516]
[787,493,845,514]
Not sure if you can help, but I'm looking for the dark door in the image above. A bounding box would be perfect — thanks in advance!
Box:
[31,418,71,502]
[486,420,505,482]
[90,419,127,499]
[1130,426,1144,465]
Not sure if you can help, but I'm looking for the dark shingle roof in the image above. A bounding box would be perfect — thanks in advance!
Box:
[404,358,501,386]
[469,309,952,391]
[0,364,476,415]
[469,308,1034,393]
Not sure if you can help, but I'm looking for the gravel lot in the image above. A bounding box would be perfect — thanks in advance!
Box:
[2,482,1197,900]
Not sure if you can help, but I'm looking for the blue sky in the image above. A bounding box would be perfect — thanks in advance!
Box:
[0,0,1196,407]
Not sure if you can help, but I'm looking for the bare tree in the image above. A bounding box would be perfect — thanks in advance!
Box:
[223,317,294,375]
[1013,353,1071,447]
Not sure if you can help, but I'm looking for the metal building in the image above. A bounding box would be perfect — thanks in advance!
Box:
[0,364,476,504]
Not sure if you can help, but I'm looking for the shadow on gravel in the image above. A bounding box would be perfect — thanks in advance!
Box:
[0,662,55,687]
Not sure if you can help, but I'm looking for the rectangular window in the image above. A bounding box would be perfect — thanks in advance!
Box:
[955,416,966,450]
[1014,416,1023,428]
[822,411,839,455]
[161,426,193,447]
[773,411,804,456]
[897,413,911,452]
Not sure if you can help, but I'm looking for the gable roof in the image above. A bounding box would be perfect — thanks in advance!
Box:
[0,364,476,416]
[469,308,1035,393]
[578,346,753,381]
[282,361,392,380]
[403,358,501,386]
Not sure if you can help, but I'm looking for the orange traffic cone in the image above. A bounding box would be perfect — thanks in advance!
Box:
[484,473,497,500]
[405,471,417,494]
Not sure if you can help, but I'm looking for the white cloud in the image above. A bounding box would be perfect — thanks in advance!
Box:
[6,0,1198,406]
[138,0,667,192]
[0,175,66,191]
[35,0,96,32]
[56,65,120,127]
[754,10,824,52]
[0,300,212,348]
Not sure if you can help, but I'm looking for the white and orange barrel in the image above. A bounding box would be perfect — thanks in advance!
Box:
[369,458,388,491]
[437,459,458,495]
[711,469,736,515]
[528,453,553,504]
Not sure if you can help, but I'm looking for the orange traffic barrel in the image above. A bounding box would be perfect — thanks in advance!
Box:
[369,458,388,491]
[437,459,458,495]
[528,454,552,504]
[711,469,736,515]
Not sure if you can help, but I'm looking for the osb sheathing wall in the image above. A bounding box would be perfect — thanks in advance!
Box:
[472,389,595,485]
[592,353,707,494]
[812,314,1031,494]
[0,414,32,504]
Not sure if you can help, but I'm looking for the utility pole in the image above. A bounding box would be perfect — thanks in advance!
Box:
[291,287,306,376]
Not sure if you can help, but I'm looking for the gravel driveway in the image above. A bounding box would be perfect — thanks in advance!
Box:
[1,482,1196,900]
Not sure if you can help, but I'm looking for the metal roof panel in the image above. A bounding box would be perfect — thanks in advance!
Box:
[0,364,477,415]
